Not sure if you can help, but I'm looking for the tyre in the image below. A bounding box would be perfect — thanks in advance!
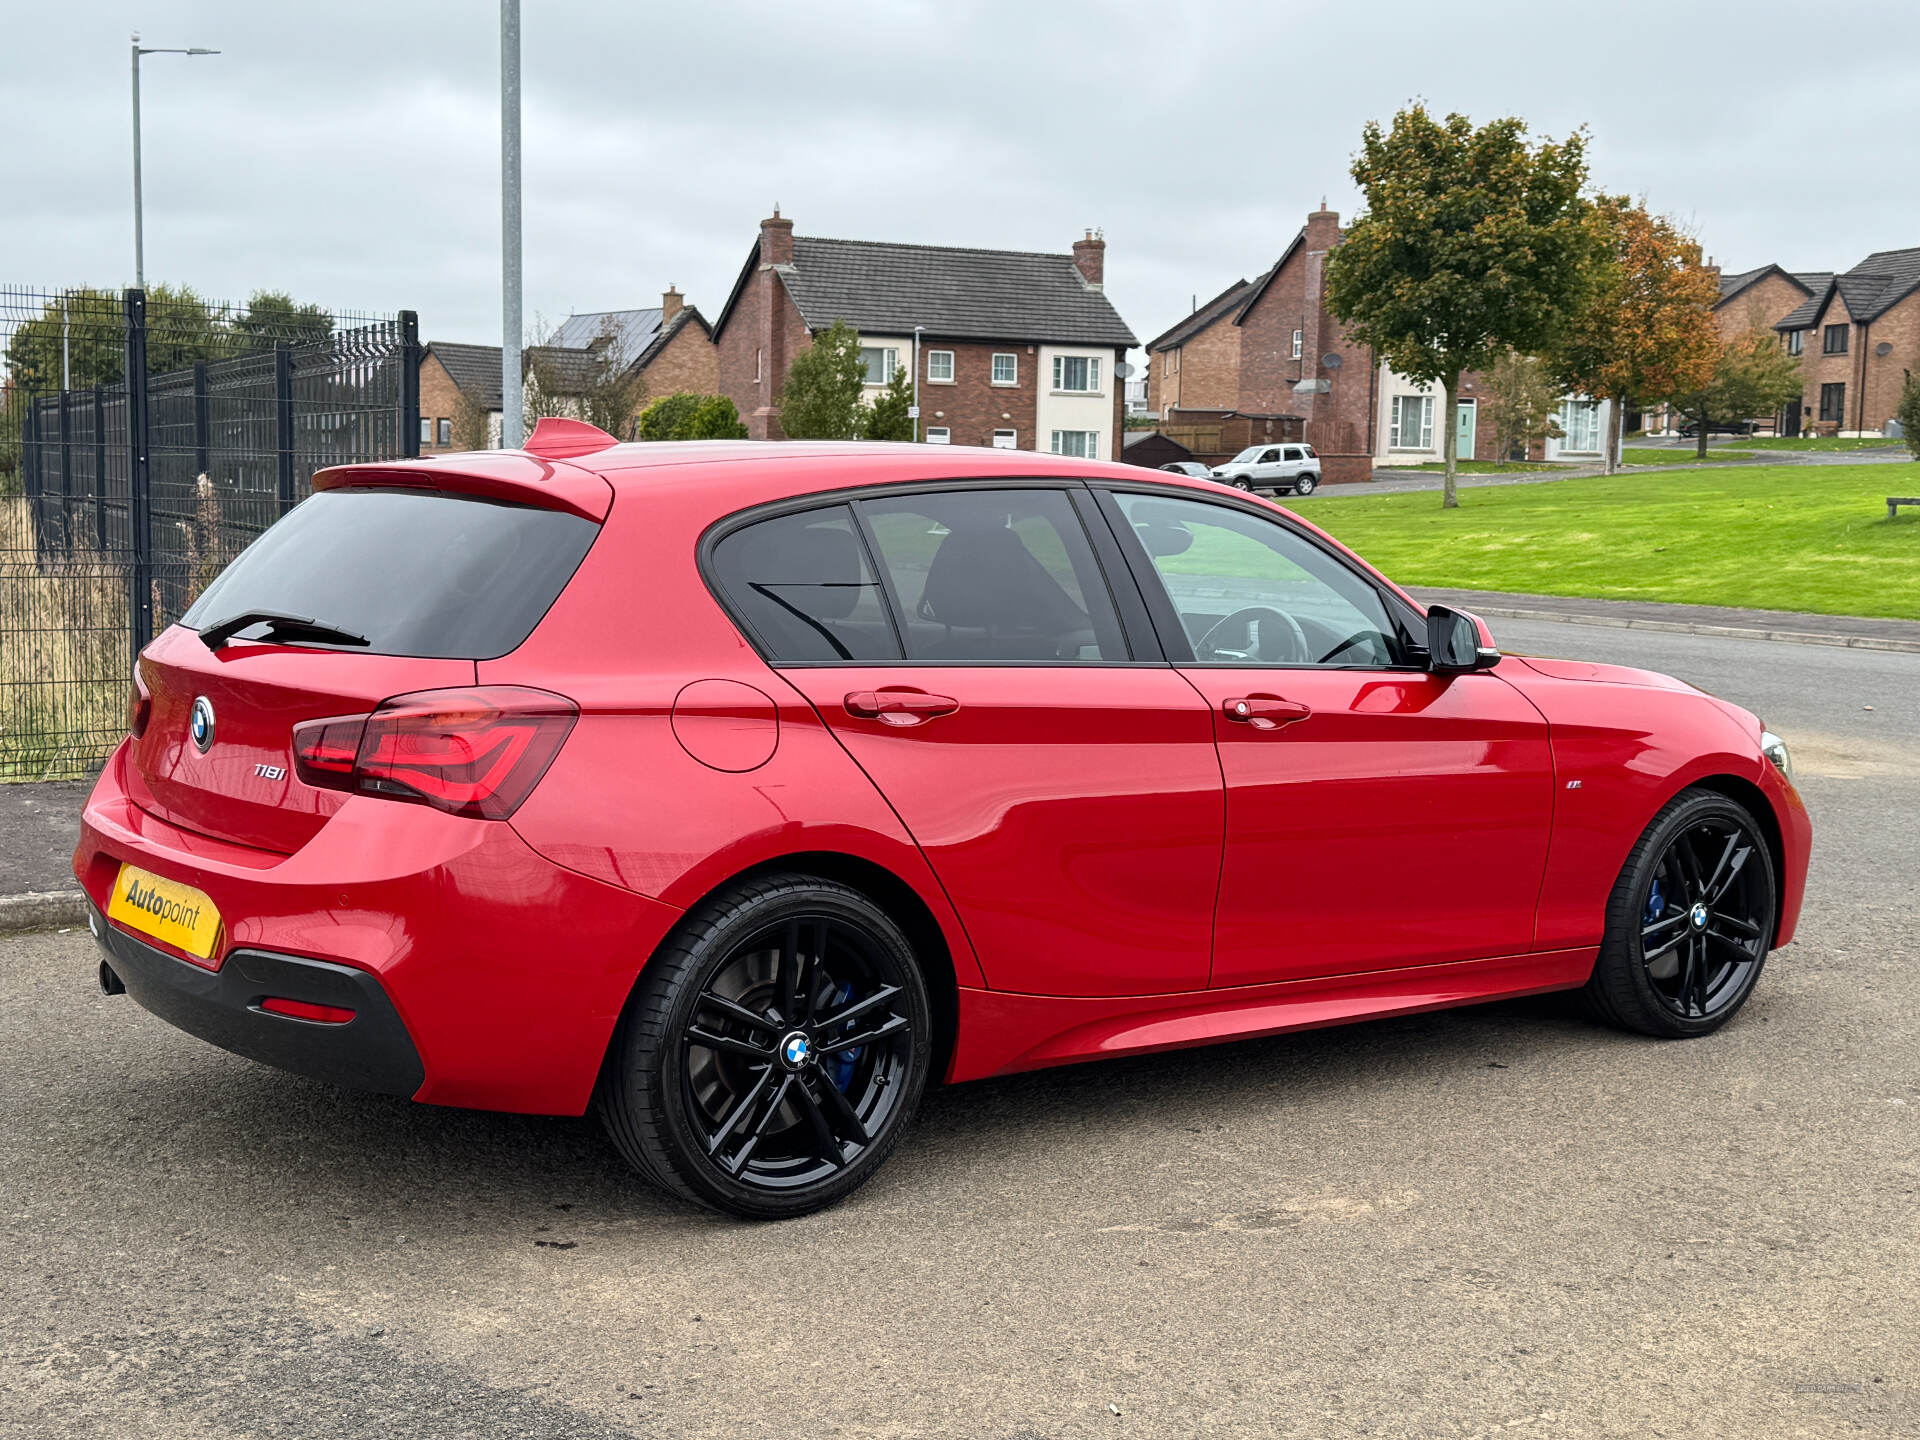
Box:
[1582,789,1776,1038]
[1294,473,1318,496]
[598,873,933,1219]
[1231,475,1254,491]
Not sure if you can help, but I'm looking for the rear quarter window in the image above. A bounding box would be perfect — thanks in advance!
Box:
[180,488,599,659]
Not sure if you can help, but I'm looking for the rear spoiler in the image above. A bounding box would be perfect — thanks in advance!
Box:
[312,448,614,521]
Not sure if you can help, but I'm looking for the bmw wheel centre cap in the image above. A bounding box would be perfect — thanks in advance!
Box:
[190,696,216,753]
[1689,902,1709,930]
[780,1032,812,1070]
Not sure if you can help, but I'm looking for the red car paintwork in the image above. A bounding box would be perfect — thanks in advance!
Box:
[75,432,1812,1115]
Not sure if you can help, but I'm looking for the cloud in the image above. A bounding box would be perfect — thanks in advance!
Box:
[2,0,1913,354]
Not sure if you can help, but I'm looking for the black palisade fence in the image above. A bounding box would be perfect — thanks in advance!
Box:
[1,285,420,780]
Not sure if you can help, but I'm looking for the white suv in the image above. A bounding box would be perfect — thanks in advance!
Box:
[1211,443,1321,496]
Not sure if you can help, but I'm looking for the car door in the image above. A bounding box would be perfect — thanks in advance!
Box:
[707,486,1223,998]
[1277,446,1306,484]
[1253,447,1285,486]
[1097,486,1555,990]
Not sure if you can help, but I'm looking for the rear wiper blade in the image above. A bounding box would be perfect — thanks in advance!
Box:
[198,608,370,651]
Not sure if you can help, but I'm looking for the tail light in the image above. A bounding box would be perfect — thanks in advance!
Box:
[128,661,152,738]
[291,686,576,820]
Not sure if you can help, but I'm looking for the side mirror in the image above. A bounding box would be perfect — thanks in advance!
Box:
[1425,605,1499,674]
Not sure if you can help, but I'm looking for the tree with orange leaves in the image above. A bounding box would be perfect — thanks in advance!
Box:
[1550,197,1720,473]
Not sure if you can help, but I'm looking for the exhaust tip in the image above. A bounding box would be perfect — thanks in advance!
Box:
[98,960,126,996]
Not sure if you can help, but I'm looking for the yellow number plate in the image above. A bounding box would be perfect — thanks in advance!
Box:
[108,864,222,961]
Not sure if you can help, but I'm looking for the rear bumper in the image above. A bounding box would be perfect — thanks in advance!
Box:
[75,741,685,1115]
[90,904,425,1097]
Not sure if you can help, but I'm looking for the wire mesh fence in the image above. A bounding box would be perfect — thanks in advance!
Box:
[2,285,419,780]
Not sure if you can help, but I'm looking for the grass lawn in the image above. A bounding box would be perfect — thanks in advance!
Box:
[1292,462,1920,620]
[1373,459,1559,475]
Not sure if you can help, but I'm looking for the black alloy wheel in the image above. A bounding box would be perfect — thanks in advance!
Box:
[1583,789,1777,1037]
[599,874,932,1219]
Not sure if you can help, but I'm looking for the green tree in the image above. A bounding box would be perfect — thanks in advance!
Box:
[1671,327,1802,458]
[3,288,126,396]
[1324,105,1598,507]
[1548,197,1720,473]
[143,284,225,375]
[1895,375,1920,461]
[228,290,333,350]
[862,361,914,441]
[636,391,705,440]
[684,394,748,439]
[1482,351,1564,463]
[776,320,866,440]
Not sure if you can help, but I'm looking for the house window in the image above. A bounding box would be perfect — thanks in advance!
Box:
[1388,394,1433,450]
[1819,382,1846,423]
[925,427,951,444]
[1050,429,1098,458]
[1823,323,1849,355]
[1784,329,1804,356]
[927,350,955,383]
[419,417,433,446]
[992,353,1018,386]
[754,348,763,382]
[1052,355,1101,392]
[1560,398,1601,454]
[860,346,900,385]
[437,418,452,447]
[991,428,1017,449]
[1291,329,1303,360]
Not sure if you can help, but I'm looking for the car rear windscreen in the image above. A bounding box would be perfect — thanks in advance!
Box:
[180,488,599,659]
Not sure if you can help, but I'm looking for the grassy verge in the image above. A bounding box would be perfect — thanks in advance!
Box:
[1294,462,1920,619]
[1727,435,1911,453]
[1620,448,1762,466]
[1373,459,1560,475]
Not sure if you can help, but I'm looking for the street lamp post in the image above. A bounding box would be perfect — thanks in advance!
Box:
[500,0,523,450]
[912,325,924,442]
[131,32,219,289]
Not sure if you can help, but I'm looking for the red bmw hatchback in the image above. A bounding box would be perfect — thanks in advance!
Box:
[78,420,1810,1218]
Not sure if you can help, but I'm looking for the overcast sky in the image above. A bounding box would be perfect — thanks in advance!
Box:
[4,0,1913,356]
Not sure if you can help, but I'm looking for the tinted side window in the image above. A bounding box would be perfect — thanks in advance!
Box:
[858,489,1126,663]
[1112,491,1407,667]
[180,489,598,660]
[709,506,901,662]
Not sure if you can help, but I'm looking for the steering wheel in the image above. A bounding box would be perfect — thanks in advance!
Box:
[1195,606,1309,664]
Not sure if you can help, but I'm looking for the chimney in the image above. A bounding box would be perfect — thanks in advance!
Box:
[760,207,794,267]
[1305,202,1341,251]
[661,285,683,323]
[1072,228,1105,288]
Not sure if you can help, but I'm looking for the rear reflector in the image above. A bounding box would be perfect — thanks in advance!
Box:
[291,686,576,820]
[259,997,356,1024]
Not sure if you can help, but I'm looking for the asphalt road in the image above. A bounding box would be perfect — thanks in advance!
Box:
[3,621,1916,1440]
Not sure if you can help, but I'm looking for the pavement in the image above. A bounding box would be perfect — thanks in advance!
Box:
[2,619,1917,1439]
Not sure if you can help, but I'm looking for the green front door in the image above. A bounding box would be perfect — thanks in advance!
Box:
[1455,399,1477,461]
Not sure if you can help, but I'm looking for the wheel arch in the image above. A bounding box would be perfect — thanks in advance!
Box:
[656,850,964,1087]
[1667,771,1788,946]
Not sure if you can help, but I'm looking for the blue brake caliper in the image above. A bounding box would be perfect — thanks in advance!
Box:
[1645,877,1666,925]
[827,981,860,1091]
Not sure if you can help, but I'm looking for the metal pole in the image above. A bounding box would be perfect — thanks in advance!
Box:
[131,35,144,289]
[912,326,923,443]
[500,0,523,450]
[126,288,154,664]
[398,310,422,457]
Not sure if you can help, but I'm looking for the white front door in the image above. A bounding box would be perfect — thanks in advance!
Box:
[1455,399,1477,461]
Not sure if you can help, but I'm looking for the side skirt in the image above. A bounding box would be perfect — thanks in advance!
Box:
[949,947,1597,1082]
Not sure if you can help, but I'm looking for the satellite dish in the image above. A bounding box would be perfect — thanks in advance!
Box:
[1114,361,1135,379]
[1322,353,1343,371]
[1877,341,1894,356]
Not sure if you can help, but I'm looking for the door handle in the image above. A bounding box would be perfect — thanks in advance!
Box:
[844,689,960,726]
[1223,695,1311,731]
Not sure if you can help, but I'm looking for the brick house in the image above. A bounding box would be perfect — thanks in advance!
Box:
[710,211,1135,458]
[1640,262,1828,436]
[416,290,717,451]
[1143,277,1256,415]
[1773,248,1920,436]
